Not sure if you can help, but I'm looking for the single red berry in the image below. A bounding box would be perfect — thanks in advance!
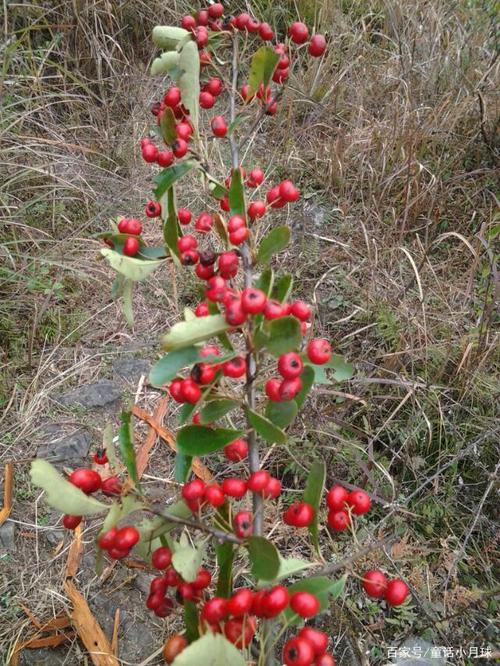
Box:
[291,300,311,321]
[199,90,215,109]
[264,300,286,320]
[108,546,129,560]
[69,468,102,494]
[162,635,188,664]
[199,49,212,66]
[200,249,217,266]
[307,339,332,364]
[288,21,309,44]
[175,121,193,141]
[235,12,250,30]
[223,356,246,378]
[259,22,274,40]
[181,15,197,30]
[169,378,184,403]
[195,26,209,48]
[142,143,158,162]
[283,501,315,527]
[195,262,214,280]
[177,208,192,225]
[191,362,216,385]
[265,99,278,115]
[273,68,289,84]
[93,450,108,465]
[218,251,239,278]
[250,590,267,617]
[260,585,289,618]
[222,478,247,499]
[101,476,123,496]
[279,377,303,401]
[205,483,225,507]
[97,527,118,551]
[315,655,337,666]
[177,582,195,600]
[347,489,372,515]
[326,484,350,511]
[262,476,282,499]
[181,249,199,265]
[234,510,253,538]
[205,77,223,96]
[278,352,304,379]
[248,201,267,219]
[157,149,174,167]
[195,302,209,317]
[164,568,181,587]
[154,597,174,617]
[265,378,282,401]
[241,288,267,314]
[206,275,228,302]
[224,438,248,462]
[63,514,81,530]
[240,83,255,103]
[362,570,388,599]
[151,546,172,570]
[283,637,315,666]
[224,616,256,648]
[201,344,221,360]
[327,509,351,531]
[211,115,227,137]
[266,185,281,205]
[227,588,254,617]
[145,201,161,218]
[180,378,201,404]
[114,526,140,551]
[150,576,168,595]
[247,470,271,493]
[223,288,240,307]
[173,138,188,158]
[195,211,213,233]
[192,567,212,590]
[385,579,409,606]
[220,195,230,211]
[308,34,327,57]
[177,234,198,252]
[225,299,247,327]
[279,179,300,202]
[201,597,228,624]
[208,3,224,19]
[196,9,209,26]
[229,227,249,245]
[228,214,246,232]
[146,591,165,611]
[298,627,329,656]
[247,18,261,33]
[182,479,206,503]
[290,591,320,618]
[164,87,181,108]
[248,168,264,186]
[123,237,140,257]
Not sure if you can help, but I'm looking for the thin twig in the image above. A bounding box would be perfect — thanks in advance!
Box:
[149,507,243,545]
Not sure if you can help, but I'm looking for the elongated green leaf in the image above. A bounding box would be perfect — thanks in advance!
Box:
[160,106,177,145]
[246,408,286,444]
[161,314,231,351]
[184,600,200,643]
[139,246,169,259]
[216,504,234,598]
[172,541,204,582]
[303,460,326,553]
[200,399,240,424]
[151,50,180,76]
[171,632,246,666]
[255,268,274,296]
[175,452,193,482]
[265,400,298,428]
[118,410,138,486]
[152,26,189,49]
[177,426,245,455]
[101,248,165,282]
[178,40,200,131]
[283,575,347,624]
[30,460,108,516]
[273,273,293,302]
[247,536,280,580]
[154,160,198,200]
[257,226,291,265]
[121,278,134,327]
[149,346,199,386]
[229,168,246,217]
[275,557,315,581]
[295,364,315,409]
[102,423,119,472]
[255,316,301,356]
[248,46,280,95]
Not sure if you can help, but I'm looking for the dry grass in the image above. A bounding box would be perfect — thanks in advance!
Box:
[0,0,498,664]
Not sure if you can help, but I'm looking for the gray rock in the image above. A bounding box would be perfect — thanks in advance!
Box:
[37,425,91,463]
[44,528,64,547]
[0,520,15,551]
[56,380,122,409]
[19,647,69,665]
[133,572,152,595]
[112,357,150,383]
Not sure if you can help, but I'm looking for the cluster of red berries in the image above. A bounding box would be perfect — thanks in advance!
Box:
[61,466,123,530]
[283,628,336,666]
[116,217,143,257]
[97,525,140,560]
[362,570,409,607]
[326,484,372,531]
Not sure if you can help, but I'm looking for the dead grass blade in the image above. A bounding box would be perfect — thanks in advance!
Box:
[0,462,14,526]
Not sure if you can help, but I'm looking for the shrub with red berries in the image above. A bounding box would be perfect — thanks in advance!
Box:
[30,7,412,666]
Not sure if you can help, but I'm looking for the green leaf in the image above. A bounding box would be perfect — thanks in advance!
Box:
[171,632,246,666]
[179,402,197,426]
[152,26,189,50]
[247,536,280,581]
[101,248,165,282]
[161,314,231,351]
[178,40,200,131]
[204,172,228,200]
[154,160,198,200]
[273,273,293,302]
[118,410,138,486]
[307,354,354,384]
[177,426,245,455]
[246,408,286,444]
[275,556,315,581]
[227,114,246,135]
[172,540,204,582]
[102,423,119,472]
[184,600,200,643]
[175,452,192,482]
[149,346,199,386]
[257,226,291,265]
[265,400,298,429]
[283,575,347,624]
[228,168,246,217]
[255,268,274,296]
[30,459,108,516]
[248,46,280,96]
[121,278,134,327]
[151,50,180,76]
[295,364,315,409]
[303,460,326,553]
[215,504,234,598]
[200,399,240,424]
[160,106,177,145]
[255,316,301,356]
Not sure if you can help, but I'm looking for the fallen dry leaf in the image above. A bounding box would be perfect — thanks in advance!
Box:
[0,462,14,526]
[111,608,120,657]
[135,395,170,478]
[65,522,84,578]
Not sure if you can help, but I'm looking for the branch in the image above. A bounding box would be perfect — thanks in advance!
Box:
[314,536,397,577]
[149,507,243,545]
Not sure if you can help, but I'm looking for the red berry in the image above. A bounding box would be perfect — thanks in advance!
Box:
[181,14,197,30]
[264,300,286,320]
[102,476,123,496]
[195,26,209,48]
[315,655,337,666]
[205,483,225,507]
[157,150,174,167]
[224,438,248,462]
[290,591,320,618]
[279,377,303,401]
[208,3,224,19]
[175,121,193,141]
[279,180,300,202]
[181,249,199,265]
[247,470,271,493]
[308,34,327,57]
[283,501,314,527]
[93,450,108,465]
[347,489,372,515]
[122,218,142,235]
[191,362,216,385]
[228,215,246,232]
[223,356,246,378]
[206,276,227,302]
[247,18,261,33]
[114,526,140,550]
[108,546,129,560]
[199,91,215,109]
[327,509,351,531]
[220,195,230,211]
[385,579,409,606]
[154,597,174,617]
[227,588,254,617]
[248,201,267,219]
[173,138,188,158]
[201,344,221,361]
[202,597,228,623]
[225,299,247,327]
[192,567,212,590]
[169,378,184,402]
[263,476,282,499]
[205,77,223,96]
[283,637,315,666]
[164,568,181,587]
[196,9,209,26]
[273,68,289,84]
[182,479,206,503]
[195,302,209,317]
[164,87,181,108]
[163,635,188,664]
[265,378,282,401]
[218,251,239,278]
[235,12,250,30]
[260,585,289,618]
[123,237,140,257]
[288,21,309,44]
[195,212,213,233]
[326,485,349,511]
[362,570,388,599]
[211,115,227,137]
[69,468,102,494]
[278,352,304,379]
[234,510,253,538]
[247,168,265,187]
[298,627,329,656]
[291,300,311,321]
[229,227,249,245]
[146,591,165,610]
[178,208,192,225]
[98,527,118,550]
[142,143,158,162]
[241,288,267,314]
[259,22,274,41]
[307,339,332,364]
[145,200,161,218]
[224,616,256,648]
[222,478,247,499]
[195,262,214,279]
[177,582,195,600]
[63,515,81,530]
[199,50,212,66]
[177,234,197,252]
[180,378,202,404]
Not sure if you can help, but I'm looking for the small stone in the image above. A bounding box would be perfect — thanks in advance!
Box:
[113,357,150,383]
[37,426,91,463]
[0,520,15,551]
[56,380,122,409]
[134,572,152,595]
[19,648,68,665]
